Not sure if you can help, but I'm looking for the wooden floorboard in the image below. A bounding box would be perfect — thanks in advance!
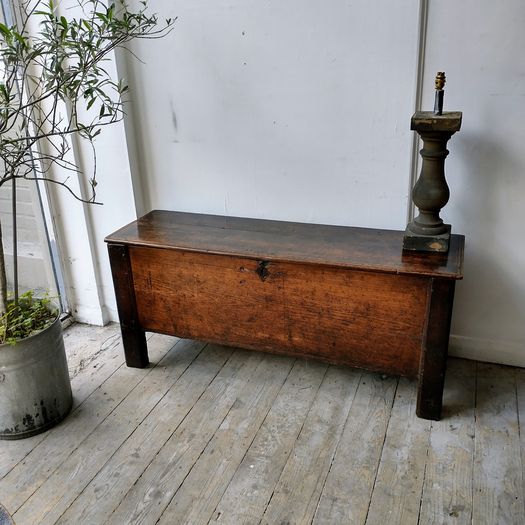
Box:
[157,354,294,524]
[0,323,524,525]
[106,350,268,525]
[54,343,233,525]
[419,358,476,525]
[260,366,362,524]
[212,359,328,525]
[365,377,432,525]
[473,363,524,525]
[13,334,195,525]
[312,372,398,524]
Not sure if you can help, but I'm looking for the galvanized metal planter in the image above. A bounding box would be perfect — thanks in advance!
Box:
[0,315,72,440]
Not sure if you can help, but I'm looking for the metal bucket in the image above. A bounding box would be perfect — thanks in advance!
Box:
[0,315,72,440]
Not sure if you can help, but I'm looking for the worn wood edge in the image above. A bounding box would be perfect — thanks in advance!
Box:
[108,241,463,280]
[130,328,421,380]
[103,215,142,244]
[105,211,464,280]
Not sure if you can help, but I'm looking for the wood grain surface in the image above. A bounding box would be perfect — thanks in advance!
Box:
[312,373,399,524]
[419,359,476,525]
[106,351,274,525]
[130,247,429,377]
[106,210,464,419]
[4,323,523,525]
[365,377,432,524]
[106,210,464,279]
[11,336,199,525]
[54,344,234,525]
[473,364,525,525]
[260,366,362,524]
[212,359,328,525]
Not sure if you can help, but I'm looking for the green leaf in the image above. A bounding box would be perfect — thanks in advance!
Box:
[118,81,129,94]
[0,0,171,220]
[0,22,11,38]
[0,292,57,344]
[13,32,27,48]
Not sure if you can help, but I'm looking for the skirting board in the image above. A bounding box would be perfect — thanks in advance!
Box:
[71,304,109,326]
[449,334,525,368]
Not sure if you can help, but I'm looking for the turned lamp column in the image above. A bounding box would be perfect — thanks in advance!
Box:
[404,73,462,253]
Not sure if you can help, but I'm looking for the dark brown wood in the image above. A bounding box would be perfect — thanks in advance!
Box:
[107,243,148,368]
[105,211,465,419]
[129,247,428,377]
[417,279,456,420]
[105,210,464,280]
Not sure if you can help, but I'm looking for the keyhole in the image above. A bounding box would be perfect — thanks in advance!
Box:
[256,260,270,281]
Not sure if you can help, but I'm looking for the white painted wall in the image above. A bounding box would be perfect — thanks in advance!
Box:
[422,0,525,365]
[119,0,420,229]
[49,105,137,324]
[64,0,525,365]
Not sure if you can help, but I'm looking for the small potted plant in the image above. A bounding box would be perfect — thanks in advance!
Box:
[0,0,172,439]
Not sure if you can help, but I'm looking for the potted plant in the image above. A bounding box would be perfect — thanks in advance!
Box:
[0,0,172,439]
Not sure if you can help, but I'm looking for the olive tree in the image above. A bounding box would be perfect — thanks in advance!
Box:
[0,0,171,315]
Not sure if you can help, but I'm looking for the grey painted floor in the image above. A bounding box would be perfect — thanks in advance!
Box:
[1,323,524,524]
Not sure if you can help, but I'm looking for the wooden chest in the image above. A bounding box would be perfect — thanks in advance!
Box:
[106,211,464,420]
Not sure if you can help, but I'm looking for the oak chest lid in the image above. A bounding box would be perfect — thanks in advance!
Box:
[105,210,464,280]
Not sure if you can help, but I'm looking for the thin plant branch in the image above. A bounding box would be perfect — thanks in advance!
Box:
[0,0,173,314]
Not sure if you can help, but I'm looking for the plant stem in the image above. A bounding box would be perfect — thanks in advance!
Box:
[0,219,8,316]
[12,177,18,307]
